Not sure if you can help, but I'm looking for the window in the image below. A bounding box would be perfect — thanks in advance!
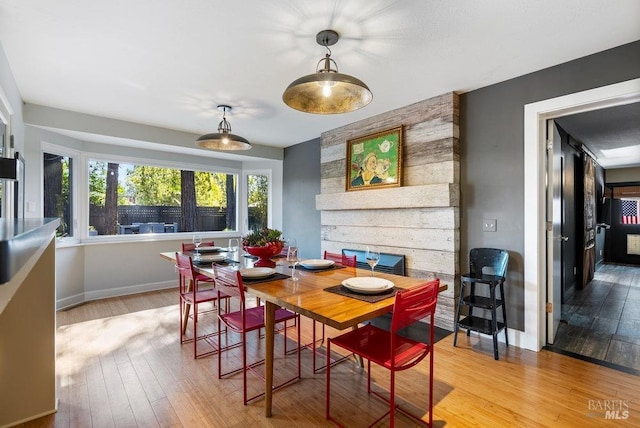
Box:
[43,152,74,237]
[87,159,237,236]
[247,173,269,231]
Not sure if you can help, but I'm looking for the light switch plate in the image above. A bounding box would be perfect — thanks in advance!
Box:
[483,219,497,232]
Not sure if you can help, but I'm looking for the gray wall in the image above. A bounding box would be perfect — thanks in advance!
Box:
[461,40,640,330]
[283,137,321,259]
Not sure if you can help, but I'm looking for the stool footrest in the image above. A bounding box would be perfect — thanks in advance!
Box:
[462,295,504,309]
[458,316,505,336]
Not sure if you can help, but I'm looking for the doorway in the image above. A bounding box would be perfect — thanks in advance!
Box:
[523,78,640,353]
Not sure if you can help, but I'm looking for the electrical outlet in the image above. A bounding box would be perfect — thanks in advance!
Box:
[483,219,497,232]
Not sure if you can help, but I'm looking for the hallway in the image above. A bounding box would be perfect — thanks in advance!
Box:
[551,264,640,374]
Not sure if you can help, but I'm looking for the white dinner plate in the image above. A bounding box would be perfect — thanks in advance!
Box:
[197,246,223,253]
[300,259,335,269]
[341,277,394,294]
[240,267,276,279]
[195,253,227,263]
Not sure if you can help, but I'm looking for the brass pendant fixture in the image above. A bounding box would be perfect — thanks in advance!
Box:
[283,29,372,114]
[195,105,251,151]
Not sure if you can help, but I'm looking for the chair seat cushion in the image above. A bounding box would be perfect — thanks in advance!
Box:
[196,273,214,283]
[330,323,430,369]
[181,289,223,304]
[219,306,297,333]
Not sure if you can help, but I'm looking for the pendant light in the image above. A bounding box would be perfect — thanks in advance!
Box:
[283,29,372,114]
[195,105,251,151]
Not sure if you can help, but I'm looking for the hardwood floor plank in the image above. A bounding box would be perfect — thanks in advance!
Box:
[149,397,182,428]
[118,361,160,427]
[100,352,137,427]
[130,354,167,403]
[86,357,115,427]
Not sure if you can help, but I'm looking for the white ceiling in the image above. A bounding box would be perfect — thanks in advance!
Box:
[556,103,640,169]
[1,0,639,152]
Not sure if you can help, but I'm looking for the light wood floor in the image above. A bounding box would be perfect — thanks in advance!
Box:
[16,288,640,427]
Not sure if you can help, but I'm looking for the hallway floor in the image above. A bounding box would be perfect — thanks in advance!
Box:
[551,264,640,374]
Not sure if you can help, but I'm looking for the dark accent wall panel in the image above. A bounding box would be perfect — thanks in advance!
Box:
[283,137,321,259]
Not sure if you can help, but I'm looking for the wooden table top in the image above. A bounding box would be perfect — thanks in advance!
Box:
[160,251,446,330]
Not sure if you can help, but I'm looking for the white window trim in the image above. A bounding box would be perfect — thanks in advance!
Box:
[79,150,243,242]
[42,142,81,244]
[242,169,273,234]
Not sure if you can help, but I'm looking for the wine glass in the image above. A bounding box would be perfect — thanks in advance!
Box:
[287,243,300,281]
[365,246,380,277]
[192,234,202,260]
[229,238,239,253]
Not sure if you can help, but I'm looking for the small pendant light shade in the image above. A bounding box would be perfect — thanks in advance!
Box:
[283,30,372,114]
[195,105,251,151]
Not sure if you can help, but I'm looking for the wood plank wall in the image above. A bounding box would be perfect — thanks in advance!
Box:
[316,92,459,330]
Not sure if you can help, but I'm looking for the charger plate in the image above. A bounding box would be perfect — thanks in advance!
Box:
[341,277,394,294]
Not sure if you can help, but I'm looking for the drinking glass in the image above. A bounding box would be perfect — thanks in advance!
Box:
[287,243,300,281]
[229,238,239,253]
[365,246,380,277]
[192,234,202,260]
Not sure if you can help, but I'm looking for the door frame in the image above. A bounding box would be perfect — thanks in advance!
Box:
[523,78,640,352]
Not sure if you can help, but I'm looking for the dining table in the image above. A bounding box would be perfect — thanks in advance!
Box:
[159,250,447,417]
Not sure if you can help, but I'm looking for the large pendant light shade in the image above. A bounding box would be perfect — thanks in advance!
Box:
[195,105,251,151]
[283,30,372,114]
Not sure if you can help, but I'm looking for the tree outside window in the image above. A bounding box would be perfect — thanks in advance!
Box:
[247,174,268,231]
[43,153,73,237]
[86,160,237,236]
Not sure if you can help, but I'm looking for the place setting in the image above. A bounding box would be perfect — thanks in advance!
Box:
[324,246,400,302]
[295,258,349,273]
[239,267,290,284]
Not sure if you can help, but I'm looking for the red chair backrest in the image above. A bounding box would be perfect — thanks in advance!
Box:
[182,241,215,252]
[323,251,357,267]
[391,279,439,333]
[213,265,245,302]
[175,252,199,295]
[176,252,195,282]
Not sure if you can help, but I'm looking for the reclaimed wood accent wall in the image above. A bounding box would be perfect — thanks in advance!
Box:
[316,92,459,330]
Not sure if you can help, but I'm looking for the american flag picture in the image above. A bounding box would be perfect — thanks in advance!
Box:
[621,200,640,224]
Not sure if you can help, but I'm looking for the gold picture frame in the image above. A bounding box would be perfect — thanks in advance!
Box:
[346,126,403,191]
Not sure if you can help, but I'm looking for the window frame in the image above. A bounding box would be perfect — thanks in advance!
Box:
[242,169,273,234]
[42,142,81,242]
[81,151,243,242]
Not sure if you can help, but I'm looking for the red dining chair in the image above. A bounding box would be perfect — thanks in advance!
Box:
[214,265,301,405]
[181,241,216,287]
[326,279,440,427]
[175,252,229,359]
[305,251,358,373]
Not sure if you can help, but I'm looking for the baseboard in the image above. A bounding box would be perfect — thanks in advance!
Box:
[56,280,176,310]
